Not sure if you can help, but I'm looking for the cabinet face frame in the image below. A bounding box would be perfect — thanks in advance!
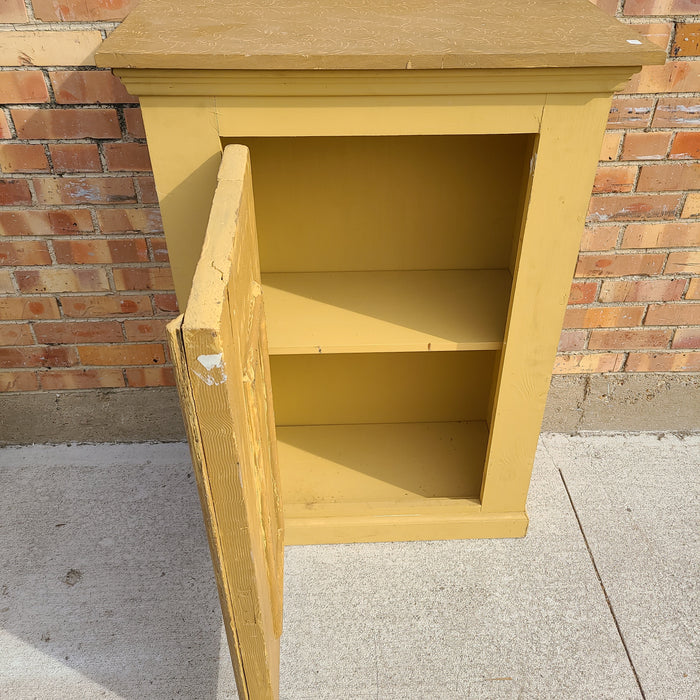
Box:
[128,68,632,542]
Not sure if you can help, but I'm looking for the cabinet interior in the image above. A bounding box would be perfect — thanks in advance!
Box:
[222,133,535,512]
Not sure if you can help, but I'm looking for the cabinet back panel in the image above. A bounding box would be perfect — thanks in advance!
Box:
[270,351,495,426]
[221,135,531,272]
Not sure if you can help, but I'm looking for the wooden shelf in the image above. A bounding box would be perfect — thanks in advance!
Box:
[277,421,529,544]
[277,420,487,504]
[263,269,511,355]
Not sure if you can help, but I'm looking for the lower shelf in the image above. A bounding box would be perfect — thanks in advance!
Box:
[276,421,529,544]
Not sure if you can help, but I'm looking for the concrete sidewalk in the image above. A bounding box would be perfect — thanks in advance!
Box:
[0,434,697,699]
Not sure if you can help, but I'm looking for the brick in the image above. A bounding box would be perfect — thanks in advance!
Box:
[553,353,625,374]
[568,281,598,305]
[149,236,169,262]
[33,0,139,21]
[124,108,146,138]
[580,226,621,251]
[633,22,673,49]
[589,328,672,350]
[33,321,123,344]
[0,31,102,67]
[97,208,162,234]
[12,108,121,140]
[153,293,178,314]
[682,193,700,218]
[593,166,636,194]
[687,278,700,299]
[665,251,700,275]
[621,132,672,161]
[0,71,49,104]
[558,329,587,352]
[653,98,700,128]
[0,346,78,369]
[0,144,50,173]
[624,1,699,14]
[626,352,700,372]
[621,222,700,248]
[15,268,110,294]
[125,366,175,387]
[623,62,700,94]
[0,297,60,320]
[49,144,102,173]
[39,368,125,390]
[645,303,700,325]
[34,177,136,205]
[599,279,687,303]
[0,240,51,266]
[78,343,165,366]
[104,143,152,172]
[587,194,681,222]
[0,270,14,293]
[113,267,173,291]
[0,113,11,140]
[53,238,149,264]
[607,98,655,129]
[0,324,33,347]
[637,163,700,192]
[673,328,700,349]
[0,371,38,392]
[137,176,158,203]
[0,0,28,21]
[60,294,151,318]
[666,257,700,284]
[0,179,31,205]
[123,318,169,342]
[673,23,700,57]
[575,253,666,277]
[49,70,136,105]
[563,306,646,328]
[669,132,700,160]
[0,209,93,236]
[599,132,621,162]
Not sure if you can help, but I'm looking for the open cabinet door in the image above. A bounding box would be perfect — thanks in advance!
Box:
[166,146,284,700]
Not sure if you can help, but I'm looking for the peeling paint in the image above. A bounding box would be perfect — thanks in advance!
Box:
[198,353,224,371]
[194,353,227,385]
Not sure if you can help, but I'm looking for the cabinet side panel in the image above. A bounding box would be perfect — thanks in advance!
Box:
[481,94,613,513]
[140,96,223,307]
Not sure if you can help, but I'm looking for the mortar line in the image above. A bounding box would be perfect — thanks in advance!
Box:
[558,468,646,700]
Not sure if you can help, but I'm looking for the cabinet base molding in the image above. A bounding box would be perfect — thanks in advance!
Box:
[284,508,529,545]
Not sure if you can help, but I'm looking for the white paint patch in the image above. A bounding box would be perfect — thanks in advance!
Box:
[192,369,228,386]
[197,353,224,371]
[194,353,227,385]
[627,39,642,45]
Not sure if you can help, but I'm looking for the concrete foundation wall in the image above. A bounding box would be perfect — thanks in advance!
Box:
[1,373,697,445]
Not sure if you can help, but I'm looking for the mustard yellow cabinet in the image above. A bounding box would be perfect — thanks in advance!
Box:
[98,2,663,697]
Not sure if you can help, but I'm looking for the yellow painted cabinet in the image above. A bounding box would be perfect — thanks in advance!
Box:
[163,100,619,548]
[97,1,665,697]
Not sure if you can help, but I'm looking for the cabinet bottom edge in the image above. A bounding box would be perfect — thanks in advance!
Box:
[283,510,529,545]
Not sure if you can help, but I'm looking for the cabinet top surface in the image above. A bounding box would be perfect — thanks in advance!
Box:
[96,0,664,71]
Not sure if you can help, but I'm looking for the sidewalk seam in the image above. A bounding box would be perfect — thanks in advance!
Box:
[558,467,647,700]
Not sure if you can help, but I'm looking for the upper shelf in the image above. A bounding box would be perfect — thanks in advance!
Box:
[96,0,665,71]
[262,269,511,355]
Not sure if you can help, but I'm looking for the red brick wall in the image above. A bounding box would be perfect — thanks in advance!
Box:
[0,0,698,397]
